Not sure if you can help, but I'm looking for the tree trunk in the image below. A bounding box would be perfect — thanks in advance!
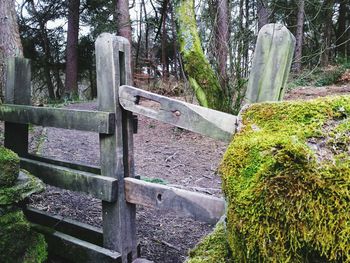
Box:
[257,0,269,31]
[65,0,80,98]
[0,0,23,101]
[115,0,132,44]
[336,0,347,58]
[161,0,169,80]
[320,0,335,66]
[293,0,305,73]
[214,0,229,90]
[175,0,226,112]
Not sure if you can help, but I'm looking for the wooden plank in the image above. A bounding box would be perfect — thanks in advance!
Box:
[0,104,115,134]
[4,57,31,157]
[119,85,237,142]
[124,178,225,224]
[27,154,101,174]
[20,157,118,202]
[96,33,137,262]
[24,207,103,246]
[245,23,296,103]
[32,224,121,263]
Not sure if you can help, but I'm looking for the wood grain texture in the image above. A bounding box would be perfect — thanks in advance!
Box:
[24,206,103,246]
[245,23,295,103]
[119,85,237,142]
[124,178,225,224]
[96,33,137,262]
[4,57,31,156]
[20,157,118,202]
[32,225,121,263]
[0,104,115,134]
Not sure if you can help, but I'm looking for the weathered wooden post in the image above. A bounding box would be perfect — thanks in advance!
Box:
[245,23,296,103]
[95,34,137,263]
[4,57,31,156]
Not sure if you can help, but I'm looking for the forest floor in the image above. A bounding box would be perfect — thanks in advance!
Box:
[20,83,350,263]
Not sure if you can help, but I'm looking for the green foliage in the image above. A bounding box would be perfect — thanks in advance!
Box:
[0,210,47,263]
[187,223,229,263]
[220,95,350,262]
[0,146,20,187]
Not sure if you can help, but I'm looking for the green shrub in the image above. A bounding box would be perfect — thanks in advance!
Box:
[220,95,350,262]
[0,146,20,187]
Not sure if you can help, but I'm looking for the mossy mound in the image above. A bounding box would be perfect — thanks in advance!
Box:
[0,146,20,187]
[220,95,350,262]
[0,209,47,263]
[187,223,229,263]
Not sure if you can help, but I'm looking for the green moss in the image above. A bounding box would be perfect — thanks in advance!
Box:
[0,210,47,263]
[0,146,20,187]
[220,95,350,262]
[187,223,230,263]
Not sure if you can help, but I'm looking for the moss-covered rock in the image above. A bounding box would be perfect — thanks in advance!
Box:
[219,95,350,262]
[187,222,229,263]
[0,209,47,263]
[0,170,45,205]
[0,146,20,187]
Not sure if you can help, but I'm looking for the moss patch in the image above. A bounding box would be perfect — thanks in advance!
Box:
[187,223,230,263]
[0,146,20,187]
[220,95,350,262]
[0,209,47,263]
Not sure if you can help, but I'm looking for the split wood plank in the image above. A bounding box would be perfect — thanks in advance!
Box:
[0,104,115,134]
[4,57,31,157]
[24,206,103,246]
[119,85,237,142]
[124,178,225,224]
[32,224,121,263]
[20,158,118,202]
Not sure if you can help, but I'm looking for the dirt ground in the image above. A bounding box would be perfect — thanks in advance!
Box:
[18,83,350,262]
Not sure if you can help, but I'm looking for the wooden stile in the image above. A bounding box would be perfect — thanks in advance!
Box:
[96,34,137,263]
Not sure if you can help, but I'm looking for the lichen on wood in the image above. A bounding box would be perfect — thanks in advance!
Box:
[175,0,227,112]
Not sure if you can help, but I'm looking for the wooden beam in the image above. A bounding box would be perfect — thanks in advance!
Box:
[20,158,118,202]
[124,178,225,224]
[0,104,115,134]
[24,207,103,246]
[32,224,121,263]
[28,154,101,175]
[4,57,31,156]
[119,85,237,142]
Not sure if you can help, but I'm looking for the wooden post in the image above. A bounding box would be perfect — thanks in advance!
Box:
[95,34,137,263]
[245,23,296,103]
[4,57,31,156]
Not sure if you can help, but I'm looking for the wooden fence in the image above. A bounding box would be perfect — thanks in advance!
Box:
[2,28,294,263]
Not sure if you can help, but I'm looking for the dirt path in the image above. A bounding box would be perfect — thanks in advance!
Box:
[29,102,228,263]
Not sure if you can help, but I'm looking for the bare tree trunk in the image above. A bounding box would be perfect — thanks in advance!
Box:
[65,0,80,98]
[0,0,23,101]
[214,0,229,91]
[320,0,335,66]
[257,0,269,31]
[336,0,347,58]
[161,0,169,80]
[170,4,178,80]
[115,0,132,44]
[293,0,305,73]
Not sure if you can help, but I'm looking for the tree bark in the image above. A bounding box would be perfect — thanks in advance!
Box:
[65,0,80,98]
[161,0,169,80]
[257,0,269,31]
[175,0,226,112]
[320,0,335,66]
[115,0,132,44]
[214,0,229,90]
[336,0,347,58]
[0,0,23,101]
[293,0,305,73]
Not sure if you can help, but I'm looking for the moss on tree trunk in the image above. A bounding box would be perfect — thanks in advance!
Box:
[175,0,227,112]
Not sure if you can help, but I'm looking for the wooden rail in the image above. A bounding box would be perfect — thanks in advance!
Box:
[0,104,115,134]
[119,85,237,142]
